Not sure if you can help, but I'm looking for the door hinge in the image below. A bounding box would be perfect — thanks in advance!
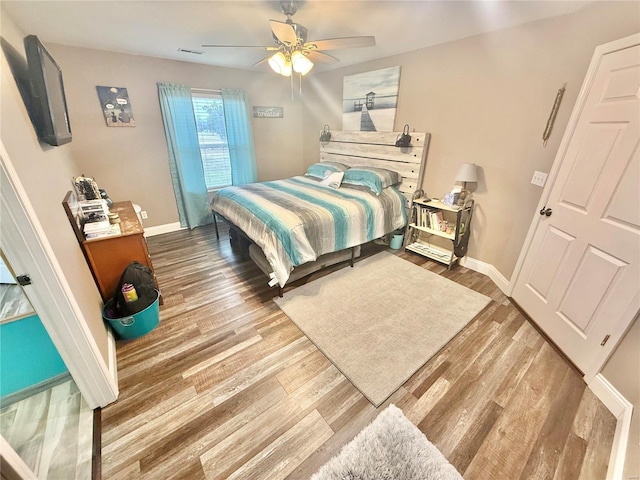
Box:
[600,334,611,347]
[16,274,32,286]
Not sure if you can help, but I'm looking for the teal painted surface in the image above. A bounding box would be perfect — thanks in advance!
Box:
[0,314,68,398]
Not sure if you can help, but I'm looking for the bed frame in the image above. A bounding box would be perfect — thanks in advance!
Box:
[213,129,430,295]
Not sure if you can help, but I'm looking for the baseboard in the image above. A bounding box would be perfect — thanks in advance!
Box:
[143,222,184,237]
[460,256,510,295]
[587,373,633,480]
[0,372,72,407]
[106,326,118,391]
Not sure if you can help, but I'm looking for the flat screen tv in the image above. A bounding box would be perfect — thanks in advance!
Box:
[24,35,72,146]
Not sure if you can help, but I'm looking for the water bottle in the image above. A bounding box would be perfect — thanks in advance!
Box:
[122,283,138,303]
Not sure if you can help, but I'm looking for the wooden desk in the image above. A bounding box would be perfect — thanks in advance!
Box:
[63,192,160,302]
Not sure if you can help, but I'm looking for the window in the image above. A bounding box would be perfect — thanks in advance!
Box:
[191,92,231,189]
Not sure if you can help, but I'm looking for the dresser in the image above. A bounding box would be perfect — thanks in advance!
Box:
[63,192,160,303]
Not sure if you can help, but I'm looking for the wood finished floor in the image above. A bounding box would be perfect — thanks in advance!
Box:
[101,224,616,480]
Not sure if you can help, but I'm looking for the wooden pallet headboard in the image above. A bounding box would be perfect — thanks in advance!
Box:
[319,130,430,205]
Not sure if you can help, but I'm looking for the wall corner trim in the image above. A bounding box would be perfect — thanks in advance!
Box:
[587,373,633,480]
[106,326,119,395]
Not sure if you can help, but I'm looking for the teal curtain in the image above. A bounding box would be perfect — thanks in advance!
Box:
[221,89,258,185]
[157,83,213,229]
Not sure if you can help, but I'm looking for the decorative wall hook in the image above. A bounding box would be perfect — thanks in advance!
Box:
[543,83,566,146]
[395,124,411,147]
[319,124,331,143]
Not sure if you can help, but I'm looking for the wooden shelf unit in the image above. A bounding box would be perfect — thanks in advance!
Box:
[404,198,474,269]
[63,191,160,303]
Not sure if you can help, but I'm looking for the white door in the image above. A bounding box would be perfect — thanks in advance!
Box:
[512,35,640,377]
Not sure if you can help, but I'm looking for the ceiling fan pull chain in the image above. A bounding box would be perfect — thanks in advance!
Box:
[290,72,294,100]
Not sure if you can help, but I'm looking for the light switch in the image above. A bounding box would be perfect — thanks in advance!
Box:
[531,171,548,187]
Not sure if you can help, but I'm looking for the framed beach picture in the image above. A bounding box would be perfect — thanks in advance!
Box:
[342,66,401,132]
[96,86,135,127]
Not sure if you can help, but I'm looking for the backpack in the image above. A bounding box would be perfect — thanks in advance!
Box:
[113,261,156,316]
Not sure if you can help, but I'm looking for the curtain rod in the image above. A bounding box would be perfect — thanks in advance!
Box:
[191,88,222,94]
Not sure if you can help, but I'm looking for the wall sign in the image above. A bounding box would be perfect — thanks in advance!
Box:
[252,106,284,118]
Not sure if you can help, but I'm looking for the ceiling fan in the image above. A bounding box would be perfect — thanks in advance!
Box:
[202,0,375,77]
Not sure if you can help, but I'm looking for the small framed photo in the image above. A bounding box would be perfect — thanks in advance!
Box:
[96,86,135,127]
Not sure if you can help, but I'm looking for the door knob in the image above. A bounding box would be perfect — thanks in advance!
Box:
[539,207,553,217]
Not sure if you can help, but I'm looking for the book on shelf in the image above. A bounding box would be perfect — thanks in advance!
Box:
[431,211,444,231]
[413,202,452,232]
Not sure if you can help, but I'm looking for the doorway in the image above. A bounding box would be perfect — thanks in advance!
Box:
[511,34,640,378]
[0,251,94,477]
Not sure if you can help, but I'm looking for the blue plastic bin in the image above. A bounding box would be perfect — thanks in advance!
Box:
[102,290,160,340]
[389,231,404,249]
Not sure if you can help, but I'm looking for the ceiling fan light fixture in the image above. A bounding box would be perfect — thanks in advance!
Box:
[268,51,292,76]
[291,50,313,75]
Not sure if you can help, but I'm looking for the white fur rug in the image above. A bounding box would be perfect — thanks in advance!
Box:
[312,405,463,480]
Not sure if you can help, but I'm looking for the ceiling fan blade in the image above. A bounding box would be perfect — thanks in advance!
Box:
[270,20,298,47]
[305,50,340,65]
[201,44,277,49]
[253,56,272,67]
[304,36,375,51]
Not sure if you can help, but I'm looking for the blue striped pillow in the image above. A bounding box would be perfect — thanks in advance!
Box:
[305,162,350,179]
[342,167,402,195]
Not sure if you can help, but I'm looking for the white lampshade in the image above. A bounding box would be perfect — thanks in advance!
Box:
[268,52,292,77]
[455,163,478,183]
[291,50,314,75]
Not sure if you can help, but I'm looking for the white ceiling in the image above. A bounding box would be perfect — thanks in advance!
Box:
[3,0,592,73]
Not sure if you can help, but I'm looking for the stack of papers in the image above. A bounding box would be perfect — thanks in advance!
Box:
[83,220,110,234]
[79,199,109,222]
[84,222,121,239]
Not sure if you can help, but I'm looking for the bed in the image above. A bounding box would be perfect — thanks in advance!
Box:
[211,130,430,292]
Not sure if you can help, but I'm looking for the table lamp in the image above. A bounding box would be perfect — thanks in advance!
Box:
[455,163,478,206]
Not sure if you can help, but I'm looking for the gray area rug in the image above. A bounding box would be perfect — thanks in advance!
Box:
[274,252,491,406]
[312,404,463,480]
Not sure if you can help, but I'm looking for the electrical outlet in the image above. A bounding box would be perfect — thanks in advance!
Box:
[141,210,148,219]
[531,171,548,187]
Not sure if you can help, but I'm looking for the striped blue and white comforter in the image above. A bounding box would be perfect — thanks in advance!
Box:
[211,176,407,287]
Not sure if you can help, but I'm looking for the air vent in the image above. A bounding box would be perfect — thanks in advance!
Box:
[177,48,204,55]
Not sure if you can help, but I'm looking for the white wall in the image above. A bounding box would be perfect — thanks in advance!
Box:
[46,44,306,228]
[300,3,640,473]
[602,316,640,478]
[301,1,640,282]
[1,8,109,363]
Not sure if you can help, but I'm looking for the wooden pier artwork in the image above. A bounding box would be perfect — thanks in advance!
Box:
[353,91,376,113]
[360,104,377,131]
[365,91,376,109]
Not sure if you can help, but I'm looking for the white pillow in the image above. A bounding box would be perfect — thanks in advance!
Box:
[320,171,344,189]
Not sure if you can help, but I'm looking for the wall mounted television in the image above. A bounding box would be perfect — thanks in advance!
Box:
[24,35,72,146]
